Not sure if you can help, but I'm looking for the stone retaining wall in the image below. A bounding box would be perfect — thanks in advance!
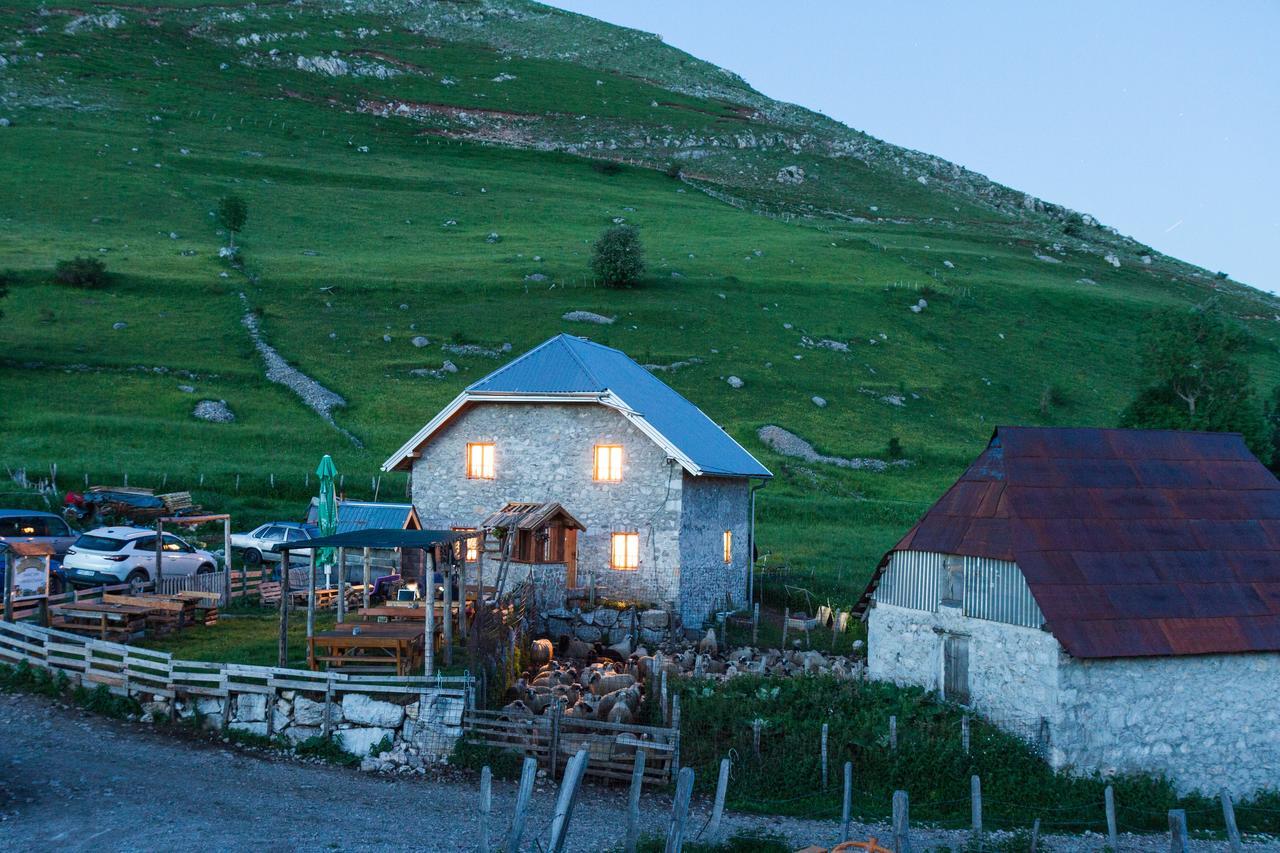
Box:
[542,604,681,647]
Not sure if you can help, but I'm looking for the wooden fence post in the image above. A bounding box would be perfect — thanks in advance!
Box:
[970,775,982,850]
[665,766,695,853]
[752,718,762,759]
[625,749,646,853]
[961,714,970,755]
[752,601,759,646]
[707,756,730,842]
[821,722,829,790]
[670,694,681,778]
[547,748,589,853]
[478,766,492,852]
[889,715,898,750]
[892,789,911,853]
[322,676,334,739]
[1168,809,1187,853]
[661,669,669,725]
[277,548,290,668]
[336,547,346,624]
[1030,818,1041,853]
[505,756,538,853]
[2,555,12,623]
[549,699,562,780]
[1105,785,1118,850]
[362,547,372,609]
[841,761,853,842]
[782,606,789,647]
[1221,791,1242,853]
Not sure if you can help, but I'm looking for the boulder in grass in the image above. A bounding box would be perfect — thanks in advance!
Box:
[193,400,234,423]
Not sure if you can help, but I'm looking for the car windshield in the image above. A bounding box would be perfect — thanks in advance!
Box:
[74,534,128,552]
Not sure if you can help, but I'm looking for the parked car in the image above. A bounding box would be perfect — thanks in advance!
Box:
[63,526,218,586]
[0,509,79,557]
[230,522,313,565]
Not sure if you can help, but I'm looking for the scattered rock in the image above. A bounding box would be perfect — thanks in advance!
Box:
[726,375,744,389]
[1035,253,1062,264]
[442,343,505,358]
[800,337,850,353]
[811,396,827,408]
[643,357,703,373]
[909,298,928,314]
[916,175,929,185]
[943,260,955,269]
[411,336,431,348]
[177,384,195,393]
[775,165,805,185]
[1076,278,1098,286]
[562,310,614,325]
[524,273,547,282]
[485,232,501,243]
[411,361,458,379]
[758,425,909,471]
[0,118,11,128]
[65,12,125,35]
[382,334,392,343]
[1104,252,1121,268]
[193,400,235,424]
[112,321,127,331]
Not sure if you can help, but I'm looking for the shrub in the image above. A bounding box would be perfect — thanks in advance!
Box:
[451,736,526,780]
[217,194,248,247]
[590,225,645,288]
[294,735,359,766]
[664,161,683,179]
[54,256,109,288]
[591,160,623,176]
[887,437,904,459]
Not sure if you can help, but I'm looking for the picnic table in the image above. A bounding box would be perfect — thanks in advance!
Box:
[308,622,425,675]
[50,601,151,641]
[354,603,459,623]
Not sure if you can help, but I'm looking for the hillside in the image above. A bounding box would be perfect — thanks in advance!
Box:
[2,0,1278,600]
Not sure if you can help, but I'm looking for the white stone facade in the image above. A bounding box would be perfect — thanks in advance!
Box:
[868,597,1280,796]
[408,401,750,626]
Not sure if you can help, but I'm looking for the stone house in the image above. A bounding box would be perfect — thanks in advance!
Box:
[857,426,1280,796]
[382,334,772,627]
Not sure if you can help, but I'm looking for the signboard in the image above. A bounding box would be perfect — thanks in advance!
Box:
[1,549,51,601]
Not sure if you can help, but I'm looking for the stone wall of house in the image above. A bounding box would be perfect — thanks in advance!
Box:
[174,688,466,770]
[542,605,679,647]
[1055,653,1280,797]
[676,474,751,626]
[867,601,1061,732]
[410,402,685,611]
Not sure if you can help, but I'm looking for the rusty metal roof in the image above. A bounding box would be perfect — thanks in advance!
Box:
[859,426,1280,659]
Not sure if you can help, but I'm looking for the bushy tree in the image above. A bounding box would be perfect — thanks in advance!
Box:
[1119,303,1271,462]
[53,257,108,289]
[217,195,248,248]
[590,225,645,288]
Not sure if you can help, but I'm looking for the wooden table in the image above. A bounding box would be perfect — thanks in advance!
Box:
[355,604,457,622]
[308,622,425,675]
[50,601,151,641]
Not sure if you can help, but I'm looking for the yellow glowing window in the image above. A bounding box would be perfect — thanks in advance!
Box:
[723,530,733,564]
[452,528,480,562]
[594,444,623,482]
[466,443,495,479]
[610,532,639,570]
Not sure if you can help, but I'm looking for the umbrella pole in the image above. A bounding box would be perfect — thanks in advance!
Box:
[278,548,289,667]
[443,557,453,668]
[336,547,346,623]
[307,549,316,643]
[424,546,435,677]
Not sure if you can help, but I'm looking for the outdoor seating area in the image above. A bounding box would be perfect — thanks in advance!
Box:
[49,589,220,642]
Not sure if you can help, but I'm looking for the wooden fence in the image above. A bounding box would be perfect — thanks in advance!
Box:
[463,707,678,786]
[0,620,473,706]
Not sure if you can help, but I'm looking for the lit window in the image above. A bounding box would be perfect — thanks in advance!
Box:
[610,532,639,570]
[452,528,480,562]
[722,530,732,564]
[466,443,495,479]
[594,444,623,482]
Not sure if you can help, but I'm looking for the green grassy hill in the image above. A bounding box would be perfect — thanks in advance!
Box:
[2,0,1277,602]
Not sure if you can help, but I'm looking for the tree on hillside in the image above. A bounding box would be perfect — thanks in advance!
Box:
[1118,303,1271,462]
[0,271,10,321]
[216,195,248,249]
[590,224,645,288]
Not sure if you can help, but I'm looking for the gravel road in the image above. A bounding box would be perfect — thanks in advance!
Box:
[0,692,1274,851]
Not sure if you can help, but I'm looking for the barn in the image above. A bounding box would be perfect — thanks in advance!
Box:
[856,426,1280,796]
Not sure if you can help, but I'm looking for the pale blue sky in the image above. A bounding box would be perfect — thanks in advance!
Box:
[547,1,1279,293]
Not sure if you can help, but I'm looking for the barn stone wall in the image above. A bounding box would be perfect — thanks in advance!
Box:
[409,402,686,613]
[1055,653,1280,797]
[866,601,1061,732]
[677,474,751,626]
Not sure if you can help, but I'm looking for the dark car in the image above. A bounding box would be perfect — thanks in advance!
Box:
[0,509,77,595]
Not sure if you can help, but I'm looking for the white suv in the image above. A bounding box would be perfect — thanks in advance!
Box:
[64,526,217,587]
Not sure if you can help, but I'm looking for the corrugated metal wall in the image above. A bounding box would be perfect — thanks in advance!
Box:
[874,551,1044,629]
[963,556,1043,628]
[876,551,943,612]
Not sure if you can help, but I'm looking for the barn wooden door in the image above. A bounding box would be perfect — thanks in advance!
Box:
[943,634,971,705]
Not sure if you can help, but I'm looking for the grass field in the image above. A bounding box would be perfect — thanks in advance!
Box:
[2,1,1278,609]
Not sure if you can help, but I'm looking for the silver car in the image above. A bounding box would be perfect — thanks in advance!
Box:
[63,526,217,586]
[229,522,311,565]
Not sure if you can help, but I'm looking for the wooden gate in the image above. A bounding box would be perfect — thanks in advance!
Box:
[943,633,970,705]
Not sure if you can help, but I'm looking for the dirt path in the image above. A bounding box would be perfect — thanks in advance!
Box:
[0,692,1271,851]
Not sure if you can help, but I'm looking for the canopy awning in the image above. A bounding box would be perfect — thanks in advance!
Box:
[271,528,475,552]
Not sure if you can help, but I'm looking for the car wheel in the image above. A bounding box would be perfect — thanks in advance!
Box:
[125,569,149,585]
[197,563,215,575]
[244,548,262,566]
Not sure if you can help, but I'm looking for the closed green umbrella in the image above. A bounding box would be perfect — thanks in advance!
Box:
[316,454,338,586]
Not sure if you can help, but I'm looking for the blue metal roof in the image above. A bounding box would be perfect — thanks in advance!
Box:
[467,335,771,478]
[306,499,419,534]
